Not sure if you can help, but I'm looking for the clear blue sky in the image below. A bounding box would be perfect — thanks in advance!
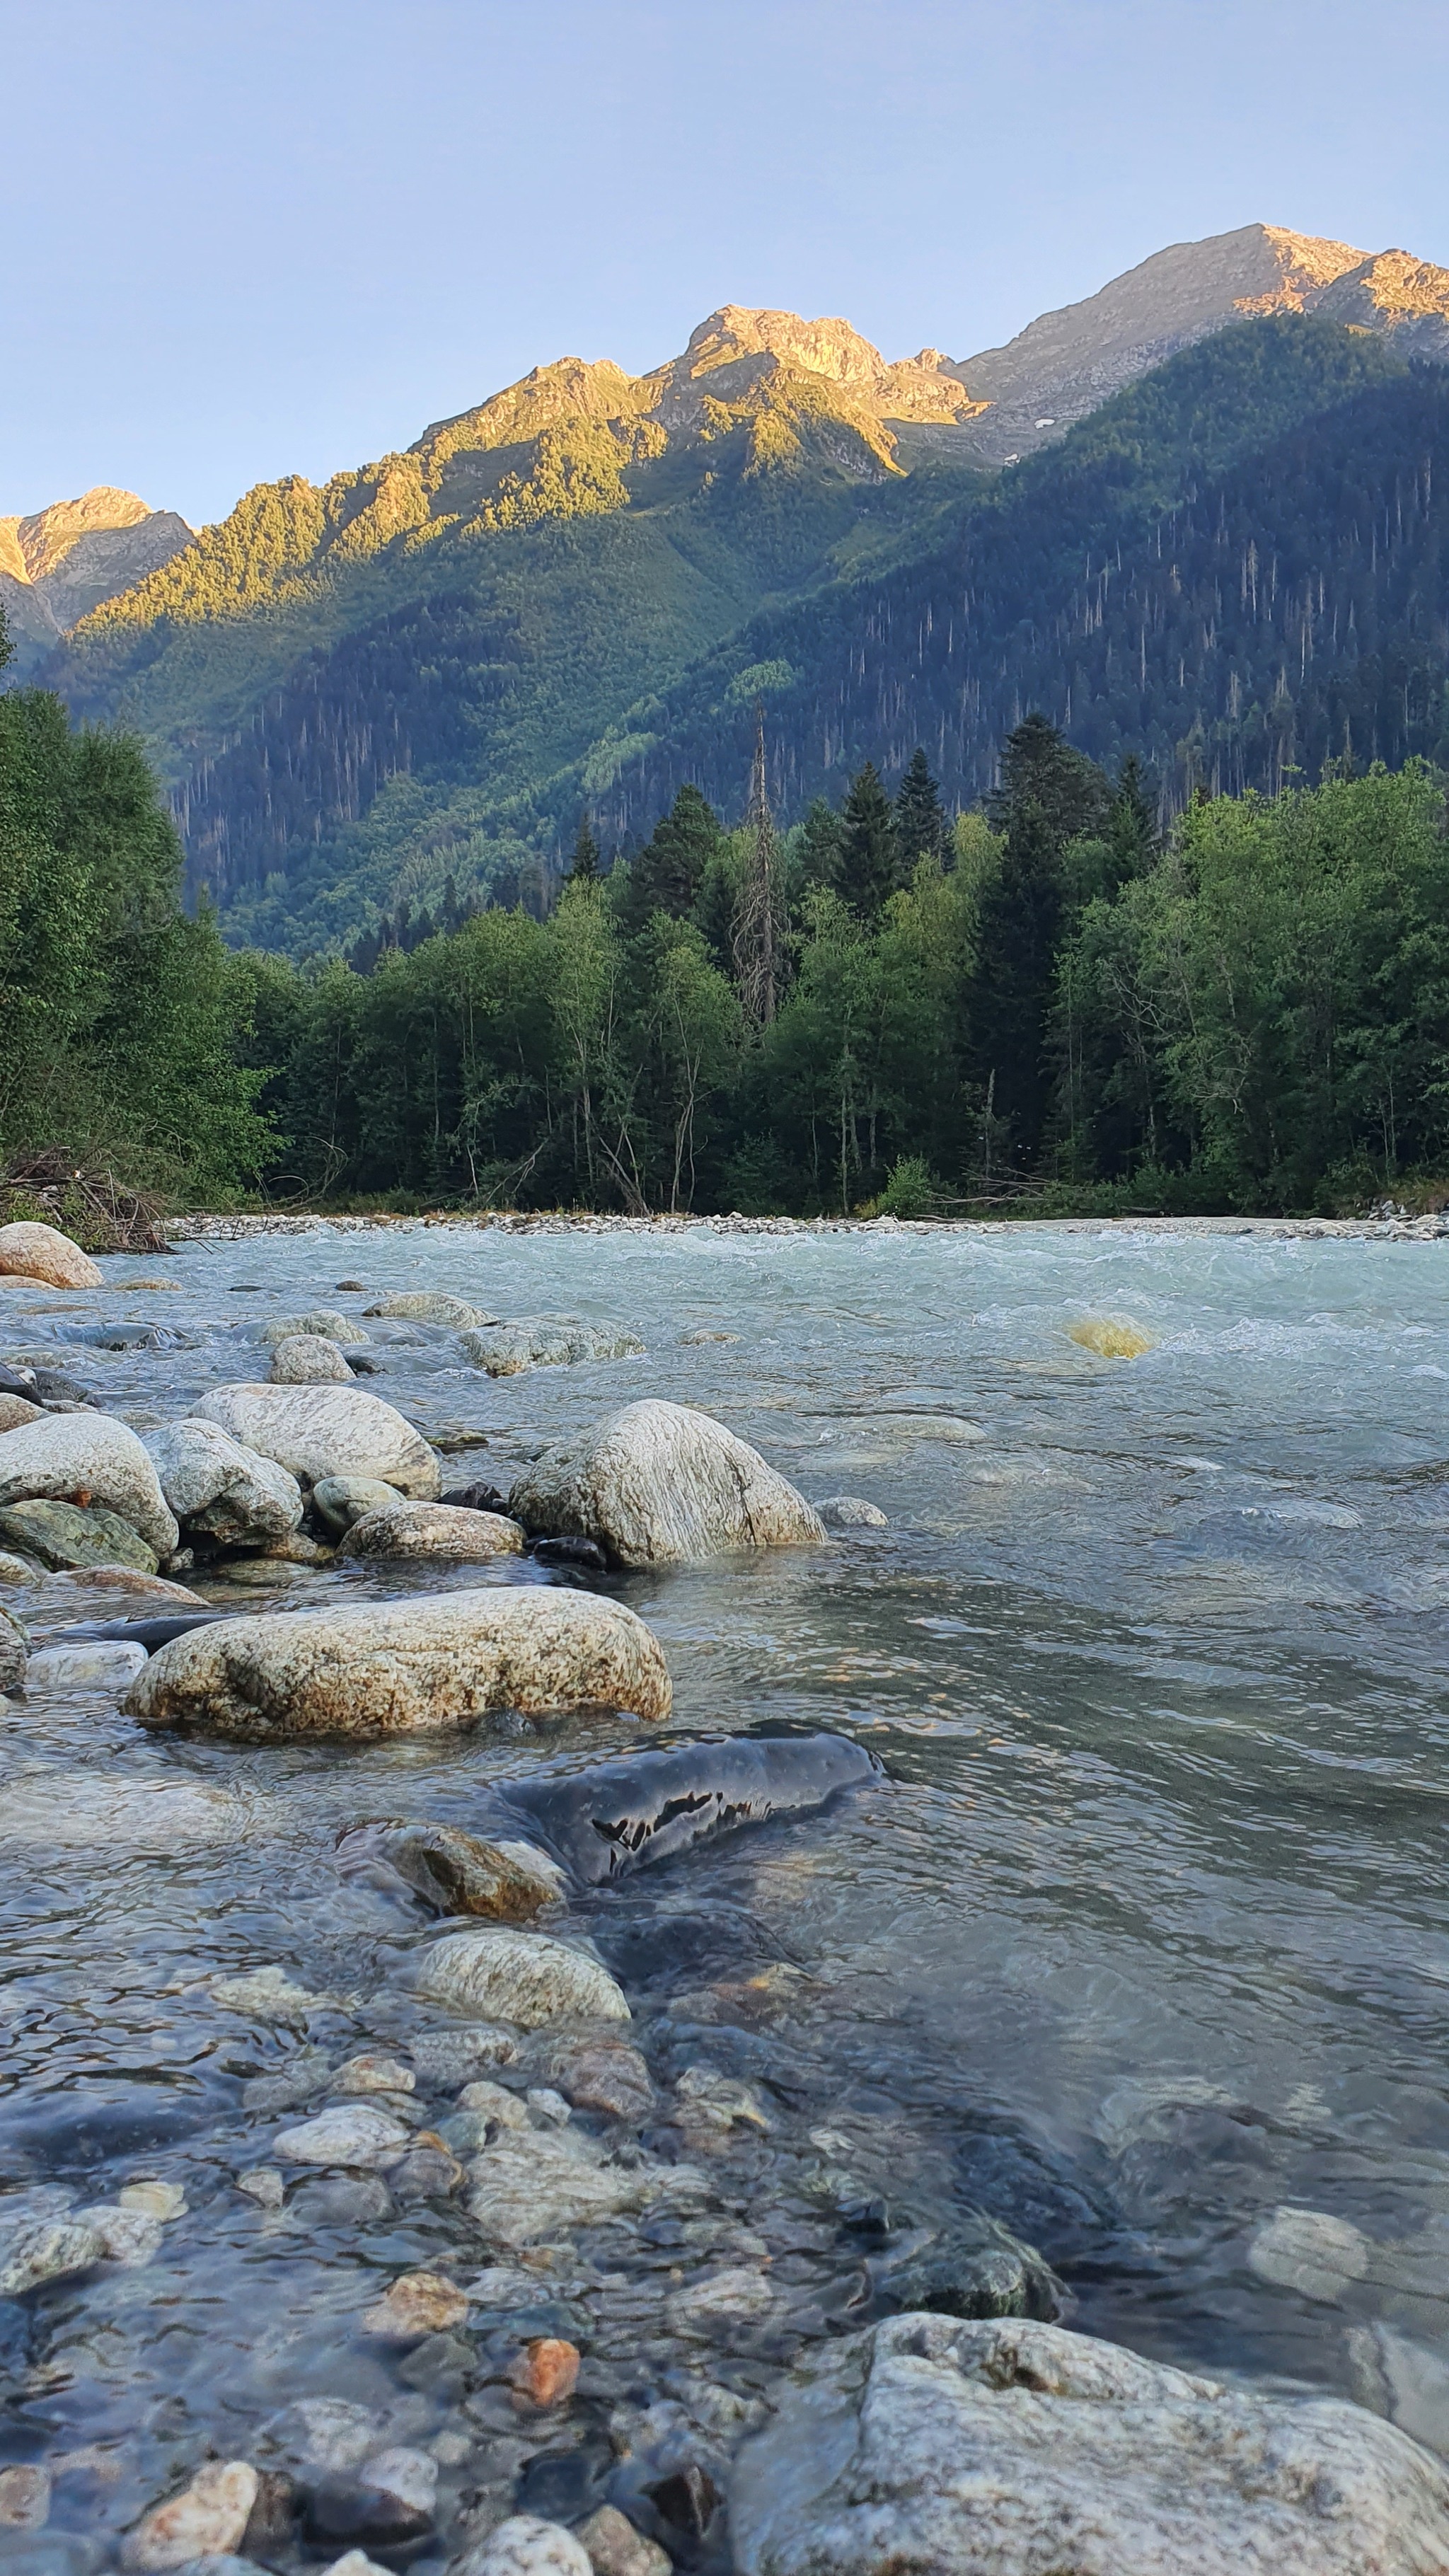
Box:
[5,0,1445,528]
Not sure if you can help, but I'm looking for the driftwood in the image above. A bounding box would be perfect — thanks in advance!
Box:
[1,1151,173,1254]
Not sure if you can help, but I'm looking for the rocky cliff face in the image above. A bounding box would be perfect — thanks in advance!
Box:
[943,224,1375,461]
[0,487,192,668]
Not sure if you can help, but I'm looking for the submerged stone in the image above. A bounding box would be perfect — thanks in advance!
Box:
[417,1927,630,2026]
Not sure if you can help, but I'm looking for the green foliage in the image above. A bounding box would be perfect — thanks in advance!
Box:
[872,1154,937,1218]
[837,761,898,916]
[0,674,272,1197]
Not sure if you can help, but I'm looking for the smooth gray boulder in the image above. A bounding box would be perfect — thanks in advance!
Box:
[338,1501,524,1561]
[187,1383,440,1497]
[460,1318,644,1376]
[258,1310,359,1347]
[144,1419,304,1547]
[0,1412,178,1556]
[125,1585,671,1738]
[417,1926,629,2023]
[267,1333,352,1384]
[311,1474,409,1533]
[509,1399,826,1566]
[729,2312,1449,2576]
[364,1293,486,1328]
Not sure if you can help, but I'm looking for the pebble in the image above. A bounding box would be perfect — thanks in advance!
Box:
[76,2203,163,2267]
[538,2038,655,2125]
[274,2105,412,2168]
[418,1928,630,2026]
[333,2053,415,2096]
[674,2064,775,2132]
[526,2087,573,2127]
[508,2337,580,2406]
[120,2461,260,2570]
[23,1640,148,1692]
[120,2181,187,2219]
[461,2514,592,2576]
[361,2272,469,2338]
[575,2504,671,2576]
[458,2079,529,2128]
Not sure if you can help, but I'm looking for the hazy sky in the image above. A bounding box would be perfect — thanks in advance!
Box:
[6,0,1446,526]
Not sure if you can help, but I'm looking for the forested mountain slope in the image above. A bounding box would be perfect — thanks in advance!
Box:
[605,320,1449,836]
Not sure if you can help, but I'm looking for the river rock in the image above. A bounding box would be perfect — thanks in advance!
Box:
[120,2461,260,2570]
[37,1564,209,1605]
[364,1293,485,1327]
[814,1495,889,1529]
[0,1550,37,1583]
[462,2517,592,2576]
[371,1822,567,1918]
[274,2105,413,2168]
[0,1498,159,1573]
[509,1399,826,1566]
[311,1474,405,1533]
[269,1334,354,1384]
[187,1384,440,1497]
[127,1586,670,1739]
[460,1318,645,1377]
[533,2035,655,2124]
[0,1393,44,1432]
[0,2465,51,2530]
[728,2312,1449,2575]
[576,2505,671,2576]
[1247,2205,1372,2303]
[666,2265,774,2338]
[0,1222,103,1289]
[339,1501,524,1561]
[418,1928,630,2025]
[0,1412,178,1555]
[466,2132,697,2246]
[361,2271,469,2338]
[0,1604,26,1692]
[259,1311,359,1347]
[144,1419,304,1547]
[24,1639,147,1692]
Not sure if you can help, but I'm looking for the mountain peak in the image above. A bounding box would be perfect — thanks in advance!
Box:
[0,485,158,586]
[0,486,192,658]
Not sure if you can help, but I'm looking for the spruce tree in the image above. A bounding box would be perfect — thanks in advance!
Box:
[966,800,1065,1167]
[988,712,1111,849]
[625,785,722,926]
[797,797,843,889]
[567,816,601,883]
[1107,753,1159,884]
[894,747,947,870]
[836,762,897,916]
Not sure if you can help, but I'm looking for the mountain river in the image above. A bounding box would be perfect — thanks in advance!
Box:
[3,1215,1449,2565]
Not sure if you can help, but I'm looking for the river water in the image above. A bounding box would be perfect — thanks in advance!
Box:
[3,1218,1449,2564]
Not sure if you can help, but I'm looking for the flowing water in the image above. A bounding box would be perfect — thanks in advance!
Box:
[4,1218,1449,2563]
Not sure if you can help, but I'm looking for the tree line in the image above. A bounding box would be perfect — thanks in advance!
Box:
[5,594,1448,1218]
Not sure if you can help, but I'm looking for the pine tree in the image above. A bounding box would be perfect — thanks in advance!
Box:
[894,747,947,871]
[732,716,787,1025]
[623,784,722,928]
[836,762,897,916]
[567,816,601,883]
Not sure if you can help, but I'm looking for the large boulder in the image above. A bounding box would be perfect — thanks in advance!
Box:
[729,2313,1449,2576]
[0,1221,103,1290]
[509,1399,826,1567]
[144,1419,304,1547]
[0,1413,178,1557]
[338,1501,524,1561]
[125,1585,672,1740]
[187,1383,440,1497]
[460,1319,645,1376]
[267,1333,353,1383]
